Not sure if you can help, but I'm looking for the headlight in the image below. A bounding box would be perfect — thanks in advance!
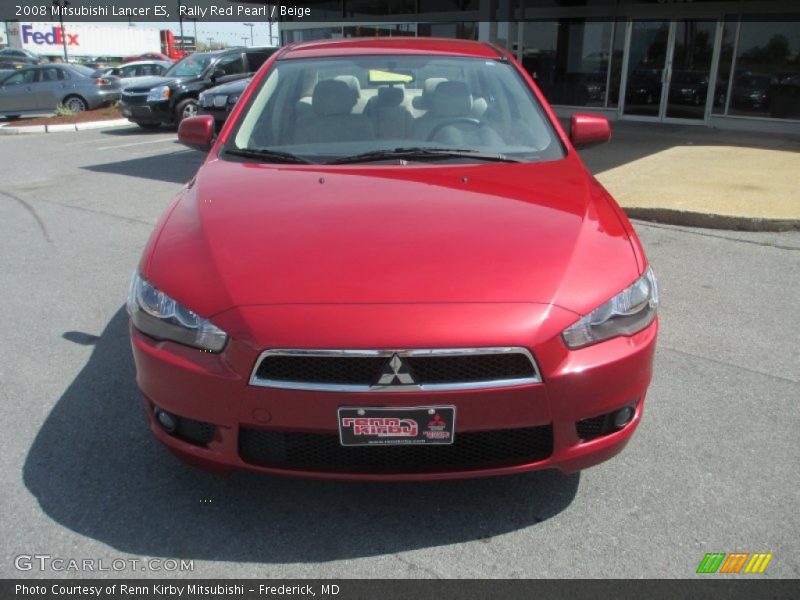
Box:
[147,85,170,102]
[562,267,658,349]
[227,94,240,105]
[126,272,227,352]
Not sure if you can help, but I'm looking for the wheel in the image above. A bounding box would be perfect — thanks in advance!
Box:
[63,95,88,112]
[137,122,161,130]
[175,98,198,124]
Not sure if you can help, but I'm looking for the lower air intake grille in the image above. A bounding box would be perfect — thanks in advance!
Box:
[238,425,553,473]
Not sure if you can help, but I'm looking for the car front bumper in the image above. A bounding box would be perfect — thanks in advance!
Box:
[119,98,172,124]
[130,303,658,481]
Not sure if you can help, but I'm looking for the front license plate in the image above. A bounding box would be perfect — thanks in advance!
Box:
[338,406,456,446]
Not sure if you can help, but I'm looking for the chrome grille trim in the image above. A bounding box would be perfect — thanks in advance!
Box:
[249,347,542,392]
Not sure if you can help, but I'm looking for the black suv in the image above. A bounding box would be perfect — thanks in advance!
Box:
[119,46,276,129]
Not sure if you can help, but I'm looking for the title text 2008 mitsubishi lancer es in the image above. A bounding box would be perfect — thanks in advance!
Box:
[127,38,659,480]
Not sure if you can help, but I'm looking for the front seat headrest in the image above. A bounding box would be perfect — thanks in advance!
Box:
[430,81,472,116]
[312,79,357,116]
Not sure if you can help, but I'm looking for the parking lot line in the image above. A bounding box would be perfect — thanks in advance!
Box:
[97,138,177,151]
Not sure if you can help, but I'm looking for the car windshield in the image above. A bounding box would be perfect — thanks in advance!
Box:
[228,55,564,164]
[166,55,212,78]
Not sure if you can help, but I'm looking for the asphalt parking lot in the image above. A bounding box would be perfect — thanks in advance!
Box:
[0,126,798,579]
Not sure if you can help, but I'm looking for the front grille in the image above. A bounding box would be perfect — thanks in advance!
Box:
[121,92,148,106]
[251,348,540,391]
[239,425,553,473]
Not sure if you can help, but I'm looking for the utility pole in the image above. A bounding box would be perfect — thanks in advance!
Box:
[243,22,254,47]
[51,0,70,62]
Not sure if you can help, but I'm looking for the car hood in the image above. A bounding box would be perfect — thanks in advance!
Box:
[123,75,194,93]
[205,78,250,95]
[143,155,638,317]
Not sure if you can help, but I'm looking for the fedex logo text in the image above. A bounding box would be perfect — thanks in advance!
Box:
[22,25,79,47]
[341,417,417,437]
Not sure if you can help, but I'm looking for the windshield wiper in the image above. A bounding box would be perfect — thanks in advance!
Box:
[225,147,313,165]
[327,147,522,165]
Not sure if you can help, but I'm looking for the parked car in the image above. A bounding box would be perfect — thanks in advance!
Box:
[768,73,800,119]
[0,64,120,118]
[128,38,659,480]
[730,72,778,112]
[119,46,276,129]
[668,70,709,106]
[0,48,40,65]
[96,60,171,87]
[198,77,250,131]
[123,52,172,64]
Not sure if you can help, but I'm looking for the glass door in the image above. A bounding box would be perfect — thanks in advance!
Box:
[622,20,670,118]
[621,19,720,123]
[664,20,716,121]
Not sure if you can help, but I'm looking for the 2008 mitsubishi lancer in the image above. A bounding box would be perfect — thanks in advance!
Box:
[127,37,658,480]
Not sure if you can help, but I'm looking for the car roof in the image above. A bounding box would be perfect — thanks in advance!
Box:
[119,60,171,67]
[278,37,504,60]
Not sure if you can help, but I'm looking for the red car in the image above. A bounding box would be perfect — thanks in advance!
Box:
[127,38,659,481]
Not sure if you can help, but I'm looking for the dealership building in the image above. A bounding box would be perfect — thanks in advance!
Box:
[277,0,800,133]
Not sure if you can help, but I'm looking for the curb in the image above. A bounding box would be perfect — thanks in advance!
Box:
[0,118,132,135]
[623,207,800,232]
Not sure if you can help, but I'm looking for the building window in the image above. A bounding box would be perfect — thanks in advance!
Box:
[282,28,342,44]
[726,17,800,119]
[417,22,478,40]
[343,24,417,37]
[520,19,614,107]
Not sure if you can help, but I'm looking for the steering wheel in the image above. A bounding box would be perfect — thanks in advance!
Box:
[426,117,483,142]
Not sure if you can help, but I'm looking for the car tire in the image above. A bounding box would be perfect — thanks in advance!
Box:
[175,98,198,124]
[137,122,161,130]
[63,95,88,112]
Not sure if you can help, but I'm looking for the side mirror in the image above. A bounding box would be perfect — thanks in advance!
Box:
[569,113,611,149]
[210,67,225,82]
[178,115,214,151]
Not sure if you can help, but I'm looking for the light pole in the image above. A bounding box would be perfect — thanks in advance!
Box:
[241,37,248,47]
[243,22,254,47]
[51,0,70,62]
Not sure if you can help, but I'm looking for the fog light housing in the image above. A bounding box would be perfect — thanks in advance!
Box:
[155,409,177,432]
[613,404,636,429]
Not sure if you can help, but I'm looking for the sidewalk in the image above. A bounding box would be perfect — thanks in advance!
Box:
[579,121,800,231]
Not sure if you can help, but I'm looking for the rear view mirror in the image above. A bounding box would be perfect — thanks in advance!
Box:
[178,115,214,151]
[368,69,414,85]
[569,113,611,149]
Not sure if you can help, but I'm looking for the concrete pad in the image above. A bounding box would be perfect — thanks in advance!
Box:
[596,145,800,219]
[45,123,77,133]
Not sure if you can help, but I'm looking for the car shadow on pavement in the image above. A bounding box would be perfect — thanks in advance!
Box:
[100,126,176,136]
[82,150,205,185]
[23,308,579,564]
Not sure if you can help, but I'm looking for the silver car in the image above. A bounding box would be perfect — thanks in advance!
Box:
[0,64,121,118]
[97,60,171,88]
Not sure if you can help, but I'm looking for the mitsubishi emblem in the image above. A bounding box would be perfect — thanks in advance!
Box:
[375,354,416,386]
